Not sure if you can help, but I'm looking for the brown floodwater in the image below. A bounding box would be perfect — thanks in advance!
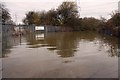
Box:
[2,31,119,78]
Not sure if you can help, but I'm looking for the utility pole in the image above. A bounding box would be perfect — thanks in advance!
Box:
[14,13,21,44]
[118,1,120,13]
[15,13,17,25]
[75,0,81,17]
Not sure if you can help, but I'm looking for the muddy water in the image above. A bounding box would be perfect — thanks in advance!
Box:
[2,31,118,78]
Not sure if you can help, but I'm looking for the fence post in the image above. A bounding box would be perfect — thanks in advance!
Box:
[0,3,2,79]
[0,14,2,58]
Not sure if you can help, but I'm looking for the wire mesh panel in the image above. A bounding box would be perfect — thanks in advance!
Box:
[2,24,14,57]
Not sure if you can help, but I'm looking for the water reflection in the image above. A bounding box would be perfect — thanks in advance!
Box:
[35,33,44,40]
[2,35,25,57]
[98,34,118,57]
[26,31,119,58]
[2,31,119,58]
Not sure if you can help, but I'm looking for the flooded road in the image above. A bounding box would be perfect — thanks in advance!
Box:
[2,31,118,78]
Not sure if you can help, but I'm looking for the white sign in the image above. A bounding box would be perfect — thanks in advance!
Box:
[35,26,44,31]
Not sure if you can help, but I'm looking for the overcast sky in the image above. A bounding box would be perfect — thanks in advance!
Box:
[1,0,120,24]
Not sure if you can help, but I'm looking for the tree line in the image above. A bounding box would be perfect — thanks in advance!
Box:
[0,2,14,24]
[22,1,120,37]
[22,2,80,30]
[98,12,120,37]
[1,1,120,37]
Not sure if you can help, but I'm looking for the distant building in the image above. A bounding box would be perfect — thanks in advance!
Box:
[118,1,120,13]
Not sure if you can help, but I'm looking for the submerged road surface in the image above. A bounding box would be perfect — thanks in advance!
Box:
[2,31,118,78]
